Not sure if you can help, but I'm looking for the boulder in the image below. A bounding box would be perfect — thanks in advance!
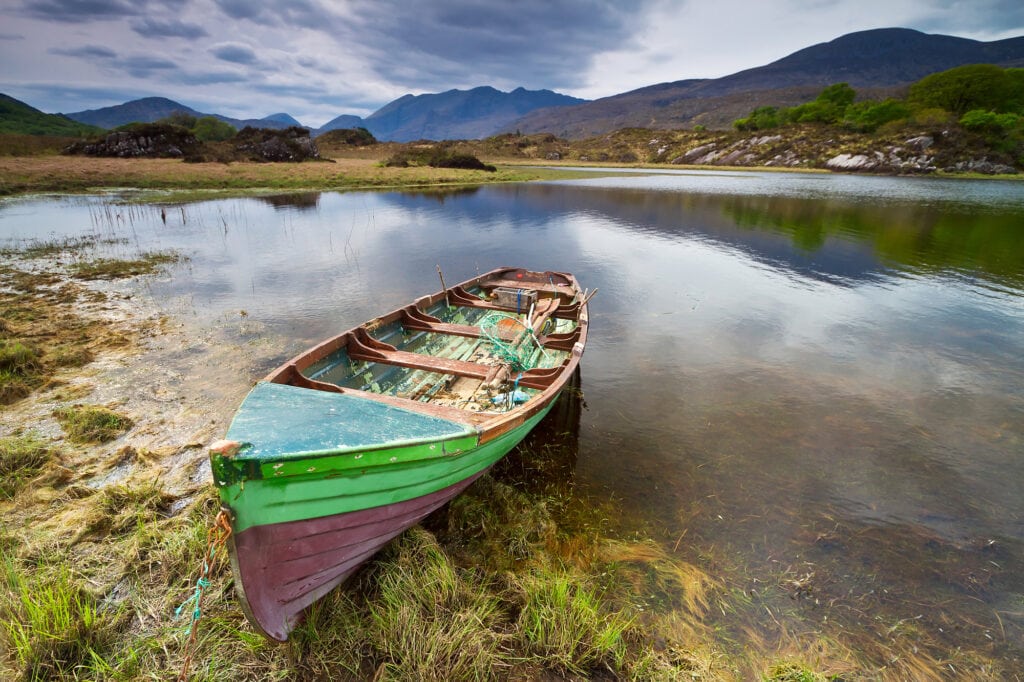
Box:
[826,153,878,171]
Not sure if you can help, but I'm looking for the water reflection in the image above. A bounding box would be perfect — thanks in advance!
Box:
[257,193,321,211]
[2,171,1023,669]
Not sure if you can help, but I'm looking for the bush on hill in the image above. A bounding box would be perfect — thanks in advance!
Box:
[384,146,496,171]
[317,127,377,146]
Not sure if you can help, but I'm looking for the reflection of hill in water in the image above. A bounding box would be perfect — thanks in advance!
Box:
[380,184,1024,290]
[257,193,321,211]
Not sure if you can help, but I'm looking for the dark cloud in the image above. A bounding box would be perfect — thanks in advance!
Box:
[210,43,259,65]
[341,0,655,91]
[212,0,260,21]
[110,54,180,78]
[18,0,137,22]
[0,33,26,40]
[213,0,325,29]
[130,17,208,39]
[49,44,117,59]
[911,0,1024,37]
[17,0,186,23]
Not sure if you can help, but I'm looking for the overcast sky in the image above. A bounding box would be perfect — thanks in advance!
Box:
[2,0,1022,127]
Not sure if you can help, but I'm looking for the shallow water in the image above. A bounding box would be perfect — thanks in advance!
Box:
[3,170,1023,668]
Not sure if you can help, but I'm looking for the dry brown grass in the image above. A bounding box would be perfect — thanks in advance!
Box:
[0,154,552,197]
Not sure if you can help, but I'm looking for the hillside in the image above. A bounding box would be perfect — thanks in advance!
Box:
[512,28,1024,137]
[64,97,299,131]
[0,93,104,137]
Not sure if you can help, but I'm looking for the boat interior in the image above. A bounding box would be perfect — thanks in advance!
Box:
[274,270,588,415]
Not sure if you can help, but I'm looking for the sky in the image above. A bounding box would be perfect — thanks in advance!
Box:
[2,0,1023,128]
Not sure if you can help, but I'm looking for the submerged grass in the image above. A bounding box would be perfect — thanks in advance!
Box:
[69,252,180,281]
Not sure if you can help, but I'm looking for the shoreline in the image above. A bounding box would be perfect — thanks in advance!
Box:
[1,154,1020,201]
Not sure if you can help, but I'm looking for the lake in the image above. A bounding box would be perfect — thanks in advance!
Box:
[2,169,1022,671]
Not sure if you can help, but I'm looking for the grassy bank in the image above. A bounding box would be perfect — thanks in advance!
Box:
[0,155,610,198]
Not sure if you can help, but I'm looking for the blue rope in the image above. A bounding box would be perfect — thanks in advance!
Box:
[175,573,211,636]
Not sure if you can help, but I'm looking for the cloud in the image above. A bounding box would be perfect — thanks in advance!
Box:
[17,0,186,23]
[170,69,248,85]
[907,0,1024,39]
[213,0,328,29]
[48,44,117,59]
[339,0,656,91]
[0,32,26,40]
[130,17,208,39]
[210,42,259,65]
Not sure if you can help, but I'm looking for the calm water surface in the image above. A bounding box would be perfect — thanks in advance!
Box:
[3,170,1023,668]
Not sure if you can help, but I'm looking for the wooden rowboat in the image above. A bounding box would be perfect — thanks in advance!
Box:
[209,267,590,641]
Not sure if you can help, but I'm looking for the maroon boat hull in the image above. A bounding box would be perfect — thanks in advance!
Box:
[229,470,488,641]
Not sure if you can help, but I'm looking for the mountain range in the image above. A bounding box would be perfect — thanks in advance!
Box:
[63,97,303,132]
[6,27,1024,142]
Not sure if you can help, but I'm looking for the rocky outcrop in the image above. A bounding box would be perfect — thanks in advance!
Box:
[648,130,1016,175]
[63,124,200,158]
[945,158,1018,174]
[234,126,320,162]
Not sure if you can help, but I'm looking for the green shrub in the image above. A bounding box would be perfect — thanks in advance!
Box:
[192,116,236,142]
[909,64,1017,116]
[734,106,781,131]
[844,99,911,132]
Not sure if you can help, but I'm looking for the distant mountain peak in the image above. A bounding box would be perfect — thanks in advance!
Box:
[357,86,587,141]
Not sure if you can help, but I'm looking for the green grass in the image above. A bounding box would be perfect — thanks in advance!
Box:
[515,569,634,675]
[53,405,133,444]
[366,528,509,680]
[0,556,124,680]
[0,434,55,499]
